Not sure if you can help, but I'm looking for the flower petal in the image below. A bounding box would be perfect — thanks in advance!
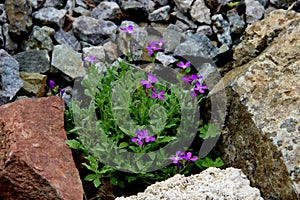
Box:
[148,73,157,83]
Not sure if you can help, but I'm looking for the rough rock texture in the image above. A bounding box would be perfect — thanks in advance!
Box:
[116,167,263,200]
[213,9,300,199]
[4,0,33,38]
[190,0,211,24]
[19,72,47,97]
[172,0,193,13]
[91,1,121,20]
[32,7,67,29]
[0,50,23,106]
[0,96,84,199]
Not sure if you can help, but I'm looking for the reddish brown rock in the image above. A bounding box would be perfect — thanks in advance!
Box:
[0,96,84,200]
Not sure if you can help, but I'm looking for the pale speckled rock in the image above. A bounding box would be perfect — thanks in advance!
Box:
[163,24,183,53]
[0,4,7,23]
[173,0,193,13]
[51,44,85,81]
[116,167,263,200]
[19,72,47,97]
[91,1,121,20]
[212,9,300,199]
[212,14,232,47]
[82,45,106,67]
[196,25,213,35]
[54,29,80,51]
[227,9,245,35]
[190,0,211,24]
[148,5,170,21]
[156,52,178,67]
[2,23,18,53]
[14,49,50,74]
[170,8,197,29]
[245,0,265,24]
[103,41,118,61]
[32,7,67,29]
[233,9,300,66]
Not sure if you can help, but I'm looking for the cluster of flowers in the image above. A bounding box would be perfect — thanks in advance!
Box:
[170,150,198,168]
[140,73,165,100]
[49,80,64,96]
[131,129,156,146]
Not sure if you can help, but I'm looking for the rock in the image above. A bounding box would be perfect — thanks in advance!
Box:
[270,0,289,9]
[116,167,263,200]
[174,33,218,59]
[91,1,121,20]
[196,25,213,35]
[227,9,245,35]
[163,24,183,53]
[14,49,50,74]
[212,14,232,47]
[2,23,18,53]
[19,72,47,97]
[51,44,85,82]
[170,8,198,29]
[172,0,193,13]
[153,0,169,6]
[82,45,106,65]
[148,5,170,21]
[72,16,117,45]
[0,50,23,106]
[43,0,64,7]
[103,41,118,61]
[21,26,53,52]
[233,9,300,66]
[0,96,84,200]
[4,0,32,39]
[30,0,45,9]
[156,52,178,67]
[190,0,211,24]
[32,7,67,29]
[213,9,300,199]
[54,29,80,51]
[118,0,148,20]
[174,20,190,31]
[73,6,90,16]
[0,4,7,23]
[245,0,265,24]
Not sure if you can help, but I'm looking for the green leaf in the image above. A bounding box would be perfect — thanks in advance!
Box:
[110,177,118,185]
[157,136,176,143]
[126,176,137,183]
[119,142,129,148]
[85,174,97,181]
[119,180,125,188]
[65,139,82,150]
[199,123,220,139]
[93,178,101,188]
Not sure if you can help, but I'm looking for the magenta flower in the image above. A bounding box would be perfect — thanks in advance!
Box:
[49,80,55,89]
[82,56,97,62]
[183,152,198,162]
[182,74,203,83]
[59,88,65,96]
[131,129,156,146]
[140,73,157,88]
[177,61,191,69]
[170,151,185,168]
[190,82,208,98]
[120,25,135,34]
[146,39,164,56]
[151,88,165,100]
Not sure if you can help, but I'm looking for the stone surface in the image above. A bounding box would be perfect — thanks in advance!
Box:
[156,52,178,67]
[19,72,47,97]
[163,24,183,53]
[245,0,265,24]
[227,9,245,35]
[196,25,213,35]
[148,5,170,21]
[91,1,121,20]
[0,96,84,199]
[103,41,118,61]
[0,4,7,23]
[51,44,85,81]
[32,7,67,29]
[173,0,193,13]
[21,26,54,52]
[213,9,300,199]
[2,23,18,53]
[4,0,32,38]
[54,29,80,51]
[116,167,263,200]
[0,50,23,106]
[14,49,50,74]
[212,14,232,47]
[190,0,211,24]
[170,8,198,29]
[72,16,117,45]
[82,45,106,66]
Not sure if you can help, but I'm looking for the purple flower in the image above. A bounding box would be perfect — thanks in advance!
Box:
[183,152,198,162]
[120,25,135,34]
[182,74,203,83]
[177,61,191,69]
[49,80,55,89]
[140,73,157,88]
[151,88,165,100]
[59,88,65,96]
[190,82,208,98]
[146,39,164,55]
[82,56,97,62]
[170,151,185,167]
[131,129,155,146]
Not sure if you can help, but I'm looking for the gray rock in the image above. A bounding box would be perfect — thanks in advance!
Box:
[5,0,33,38]
[215,9,300,199]
[227,9,245,35]
[73,6,91,16]
[190,0,211,24]
[0,4,7,23]
[153,0,169,5]
[173,0,193,13]
[118,0,145,11]
[75,0,87,8]
[33,7,67,29]
[137,0,155,12]
[2,23,18,53]
[21,26,53,52]
[245,0,265,24]
[54,29,80,51]
[91,1,121,20]
[30,0,46,9]
[170,8,198,29]
[163,24,183,53]
[156,52,177,67]
[116,167,263,200]
[196,25,213,35]
[43,0,64,7]
[72,16,117,45]
[174,33,218,59]
[51,44,85,82]
[82,45,106,63]
[103,41,118,62]
[0,25,3,48]
[14,50,50,74]
[148,5,170,21]
[0,49,23,105]
[270,0,289,9]
[174,20,190,31]
[212,14,232,47]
